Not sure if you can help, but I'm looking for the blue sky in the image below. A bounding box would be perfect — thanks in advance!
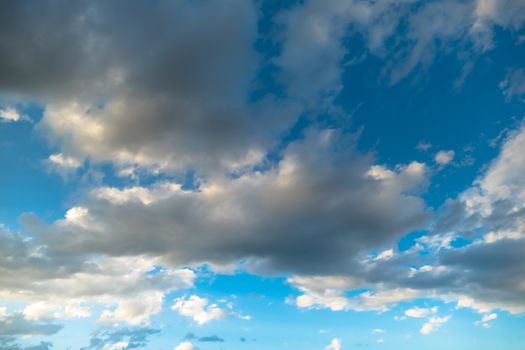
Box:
[1,1,525,349]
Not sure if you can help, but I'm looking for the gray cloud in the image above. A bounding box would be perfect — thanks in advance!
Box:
[184,333,225,343]
[500,68,525,100]
[0,313,62,338]
[80,327,160,350]
[1,0,525,326]
[24,128,429,275]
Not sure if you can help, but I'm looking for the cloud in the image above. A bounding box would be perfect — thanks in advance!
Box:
[0,225,195,325]
[434,150,455,166]
[404,306,438,318]
[0,311,62,339]
[289,275,422,312]
[500,68,525,101]
[474,313,497,328]
[80,327,160,350]
[174,341,195,350]
[183,333,224,343]
[420,315,451,335]
[324,338,341,350]
[0,107,27,123]
[171,296,226,325]
[0,0,301,174]
[48,153,82,169]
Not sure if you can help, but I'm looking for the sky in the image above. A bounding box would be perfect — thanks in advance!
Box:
[0,0,525,349]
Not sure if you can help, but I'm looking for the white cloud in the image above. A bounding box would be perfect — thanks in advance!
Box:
[23,301,90,321]
[103,342,129,350]
[174,342,194,350]
[289,275,422,312]
[404,306,438,318]
[172,295,226,325]
[374,248,394,261]
[434,150,455,166]
[475,313,497,328]
[420,315,451,335]
[0,251,195,326]
[0,107,27,122]
[48,153,82,169]
[98,291,164,325]
[324,338,341,350]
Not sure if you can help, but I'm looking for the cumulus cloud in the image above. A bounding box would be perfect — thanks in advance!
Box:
[0,310,62,339]
[0,225,195,325]
[0,107,27,123]
[1,1,525,340]
[405,306,438,318]
[171,296,226,325]
[174,341,195,350]
[420,315,451,335]
[324,338,341,350]
[48,153,82,169]
[434,150,455,166]
[20,129,429,276]
[289,275,422,312]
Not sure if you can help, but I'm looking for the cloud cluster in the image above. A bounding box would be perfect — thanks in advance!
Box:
[1,1,525,346]
[23,129,429,276]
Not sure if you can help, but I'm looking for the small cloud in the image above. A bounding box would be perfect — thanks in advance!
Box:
[376,338,384,344]
[475,313,497,328]
[416,141,432,152]
[434,150,455,166]
[198,335,224,343]
[325,338,341,350]
[172,295,225,325]
[0,107,29,123]
[404,306,438,318]
[174,341,195,350]
[374,249,394,262]
[48,153,82,169]
[420,315,451,335]
[372,329,385,334]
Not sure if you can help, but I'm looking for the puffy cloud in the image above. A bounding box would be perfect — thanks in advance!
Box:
[98,291,164,326]
[324,338,341,350]
[289,275,422,312]
[172,295,225,325]
[48,153,82,169]
[0,107,27,123]
[425,122,525,313]
[0,311,62,339]
[0,0,301,174]
[420,315,451,335]
[0,225,195,325]
[434,150,455,166]
[404,306,438,318]
[174,342,195,350]
[22,129,428,276]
